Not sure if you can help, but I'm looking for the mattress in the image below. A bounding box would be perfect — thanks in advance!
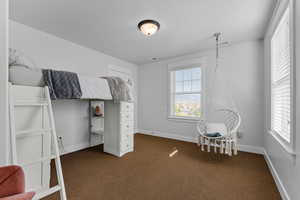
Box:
[9,66,113,100]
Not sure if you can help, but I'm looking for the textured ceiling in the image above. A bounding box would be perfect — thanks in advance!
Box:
[10,0,276,64]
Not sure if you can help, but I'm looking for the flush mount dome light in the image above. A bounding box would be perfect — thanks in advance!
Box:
[138,19,160,36]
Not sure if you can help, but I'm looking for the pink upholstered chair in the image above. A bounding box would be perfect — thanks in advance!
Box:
[0,165,35,200]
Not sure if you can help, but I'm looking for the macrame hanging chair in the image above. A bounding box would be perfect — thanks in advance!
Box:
[196,33,242,156]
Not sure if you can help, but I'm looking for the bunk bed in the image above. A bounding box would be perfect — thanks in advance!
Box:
[9,65,113,100]
[8,57,135,199]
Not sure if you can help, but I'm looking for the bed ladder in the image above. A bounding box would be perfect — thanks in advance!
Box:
[9,84,67,200]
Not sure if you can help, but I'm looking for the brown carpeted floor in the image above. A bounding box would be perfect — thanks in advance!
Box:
[44,134,281,200]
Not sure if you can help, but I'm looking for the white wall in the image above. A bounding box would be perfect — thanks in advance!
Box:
[264,0,300,200]
[0,0,8,165]
[138,40,265,148]
[9,21,138,153]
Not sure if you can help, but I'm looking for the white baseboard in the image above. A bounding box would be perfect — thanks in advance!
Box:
[137,129,264,154]
[263,150,290,200]
[237,144,265,155]
[137,129,197,143]
[60,142,91,155]
[61,131,265,156]
[60,140,105,155]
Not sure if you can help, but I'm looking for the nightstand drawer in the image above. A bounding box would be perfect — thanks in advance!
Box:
[120,122,134,134]
[120,134,133,151]
[121,112,134,122]
[120,132,130,143]
[120,140,130,151]
[120,102,134,113]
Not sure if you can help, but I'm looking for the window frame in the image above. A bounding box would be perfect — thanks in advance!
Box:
[268,1,296,155]
[167,58,205,121]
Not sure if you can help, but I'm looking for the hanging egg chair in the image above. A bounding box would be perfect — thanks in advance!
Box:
[196,33,242,156]
[197,109,241,156]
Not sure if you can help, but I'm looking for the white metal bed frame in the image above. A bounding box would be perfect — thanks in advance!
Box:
[7,66,135,199]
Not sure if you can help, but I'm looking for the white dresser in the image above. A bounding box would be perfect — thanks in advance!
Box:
[104,101,134,157]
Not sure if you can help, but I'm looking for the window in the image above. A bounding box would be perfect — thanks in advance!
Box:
[169,66,202,119]
[270,6,292,142]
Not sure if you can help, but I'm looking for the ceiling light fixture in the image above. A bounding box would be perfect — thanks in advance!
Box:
[138,19,160,36]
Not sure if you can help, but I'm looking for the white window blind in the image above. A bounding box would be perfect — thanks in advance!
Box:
[169,67,202,119]
[271,7,291,142]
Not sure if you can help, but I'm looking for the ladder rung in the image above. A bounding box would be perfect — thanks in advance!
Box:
[16,129,52,138]
[14,98,47,102]
[33,185,62,200]
[21,155,57,167]
[10,85,66,200]
[14,102,48,107]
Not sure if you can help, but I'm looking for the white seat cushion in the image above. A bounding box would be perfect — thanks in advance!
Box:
[206,123,227,136]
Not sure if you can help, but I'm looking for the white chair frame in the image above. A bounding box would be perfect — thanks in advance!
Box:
[197,109,241,156]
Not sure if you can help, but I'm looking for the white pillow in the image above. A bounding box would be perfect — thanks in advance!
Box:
[9,48,36,69]
[206,123,227,136]
[9,65,44,87]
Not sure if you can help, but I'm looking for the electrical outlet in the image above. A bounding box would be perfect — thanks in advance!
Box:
[57,136,65,152]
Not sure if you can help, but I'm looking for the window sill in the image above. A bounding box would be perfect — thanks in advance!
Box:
[167,116,200,123]
[268,130,296,157]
